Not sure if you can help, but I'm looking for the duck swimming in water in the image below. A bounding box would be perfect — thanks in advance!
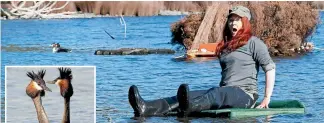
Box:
[51,43,72,53]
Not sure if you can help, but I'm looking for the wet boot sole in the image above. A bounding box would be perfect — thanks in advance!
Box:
[128,85,142,117]
[177,84,189,117]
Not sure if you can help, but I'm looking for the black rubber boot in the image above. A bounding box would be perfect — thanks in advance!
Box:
[177,84,222,117]
[128,85,179,117]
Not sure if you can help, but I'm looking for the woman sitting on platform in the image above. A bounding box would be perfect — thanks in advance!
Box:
[128,6,276,117]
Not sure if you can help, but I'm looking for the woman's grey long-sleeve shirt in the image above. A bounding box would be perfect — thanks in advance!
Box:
[219,36,275,95]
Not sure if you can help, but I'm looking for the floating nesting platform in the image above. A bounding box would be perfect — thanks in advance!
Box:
[167,100,305,118]
[94,48,175,55]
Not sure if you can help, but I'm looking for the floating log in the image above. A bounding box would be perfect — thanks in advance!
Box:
[94,48,175,55]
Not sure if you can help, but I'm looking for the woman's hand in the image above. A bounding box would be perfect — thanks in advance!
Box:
[256,97,271,108]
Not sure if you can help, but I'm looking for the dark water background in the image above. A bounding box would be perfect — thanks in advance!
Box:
[1,12,324,122]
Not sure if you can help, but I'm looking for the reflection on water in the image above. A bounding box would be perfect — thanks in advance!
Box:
[1,44,47,52]
[1,12,324,122]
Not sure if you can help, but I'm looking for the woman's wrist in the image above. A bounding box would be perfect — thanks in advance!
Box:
[264,95,271,99]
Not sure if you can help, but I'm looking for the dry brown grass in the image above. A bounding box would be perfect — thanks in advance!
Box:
[52,1,77,13]
[170,1,319,56]
[310,1,324,9]
[164,1,207,12]
[71,1,164,16]
[74,1,96,13]
[51,1,208,16]
[250,1,318,56]
[171,14,204,50]
[1,1,215,16]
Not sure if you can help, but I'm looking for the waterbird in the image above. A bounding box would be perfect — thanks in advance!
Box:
[26,70,51,123]
[50,43,72,53]
[47,67,73,123]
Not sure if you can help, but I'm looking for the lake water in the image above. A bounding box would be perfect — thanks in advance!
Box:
[1,12,324,122]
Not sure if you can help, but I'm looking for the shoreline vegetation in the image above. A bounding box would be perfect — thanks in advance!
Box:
[1,1,323,20]
[0,10,200,20]
[1,9,323,20]
[0,1,209,20]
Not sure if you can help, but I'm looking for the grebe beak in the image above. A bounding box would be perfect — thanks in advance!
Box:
[44,86,52,92]
[39,80,52,92]
[47,81,56,84]
[47,78,58,84]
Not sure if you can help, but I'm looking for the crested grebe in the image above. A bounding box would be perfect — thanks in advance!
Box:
[26,70,51,123]
[51,43,72,53]
[47,67,73,123]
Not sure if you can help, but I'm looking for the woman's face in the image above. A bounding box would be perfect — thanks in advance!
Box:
[228,14,243,37]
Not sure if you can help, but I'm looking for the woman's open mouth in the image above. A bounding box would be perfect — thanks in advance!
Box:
[232,28,237,33]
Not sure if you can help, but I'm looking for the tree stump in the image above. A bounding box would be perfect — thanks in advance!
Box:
[190,3,229,50]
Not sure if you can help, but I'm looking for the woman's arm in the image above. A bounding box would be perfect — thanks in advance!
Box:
[249,37,276,108]
[256,68,276,108]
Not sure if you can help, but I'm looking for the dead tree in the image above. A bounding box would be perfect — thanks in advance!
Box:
[1,1,70,19]
[190,3,229,51]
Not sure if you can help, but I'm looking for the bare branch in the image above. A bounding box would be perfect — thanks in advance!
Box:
[41,1,57,13]
[47,1,69,12]
[1,8,14,19]
[7,1,70,19]
[38,1,54,12]
[120,15,127,38]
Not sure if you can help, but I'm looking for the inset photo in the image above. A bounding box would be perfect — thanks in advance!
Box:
[5,66,95,123]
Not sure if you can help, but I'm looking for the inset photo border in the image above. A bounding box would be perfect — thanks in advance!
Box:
[5,66,96,123]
